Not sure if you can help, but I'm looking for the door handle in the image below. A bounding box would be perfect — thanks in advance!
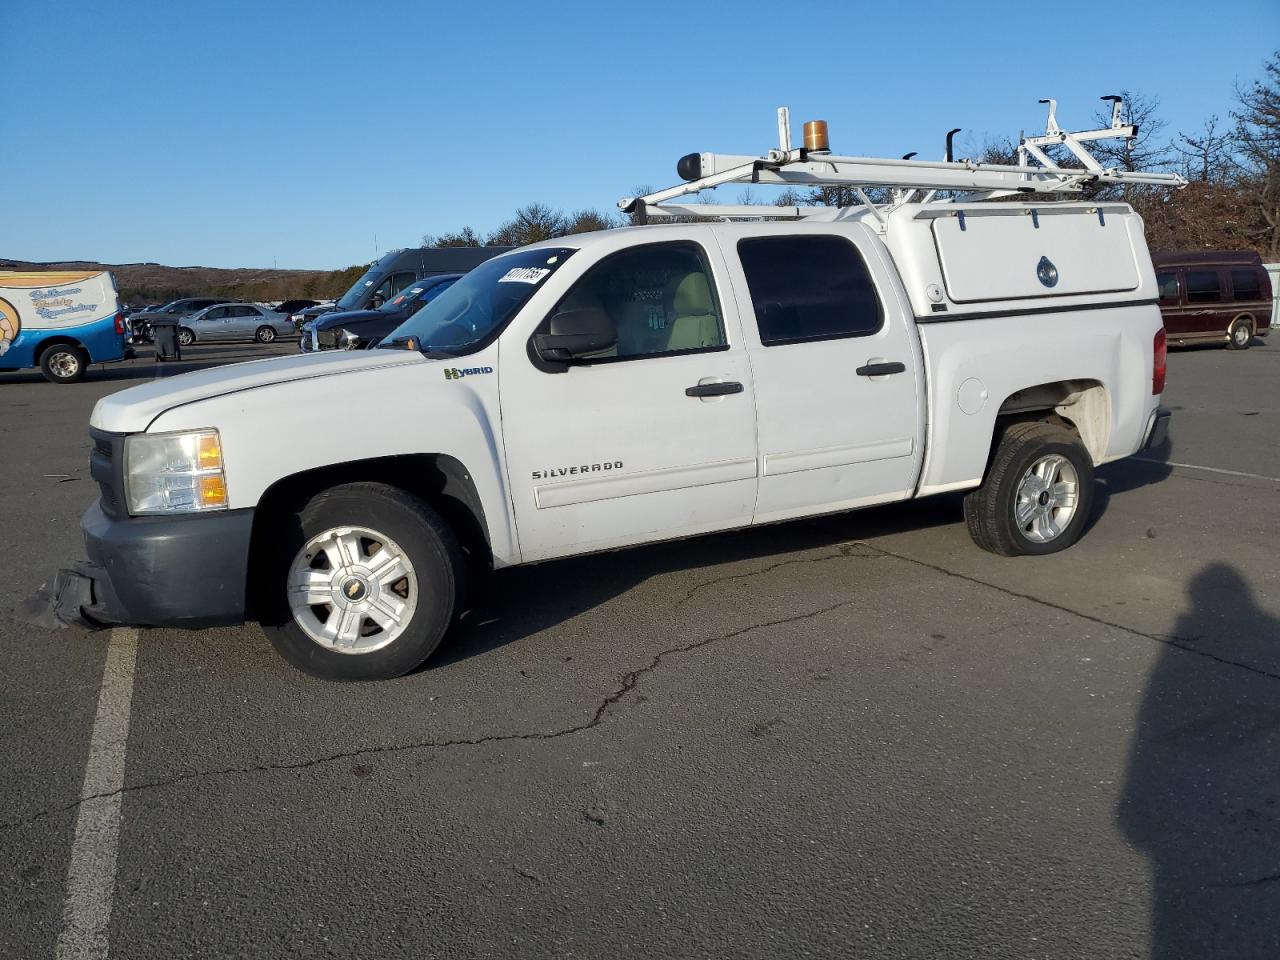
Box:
[685,380,744,398]
[855,361,906,377]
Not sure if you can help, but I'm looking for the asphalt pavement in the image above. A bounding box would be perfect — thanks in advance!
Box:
[2,338,1278,959]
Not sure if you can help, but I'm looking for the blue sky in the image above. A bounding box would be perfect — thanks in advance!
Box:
[2,0,1277,270]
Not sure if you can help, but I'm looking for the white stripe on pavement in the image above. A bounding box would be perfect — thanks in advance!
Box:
[55,627,139,960]
[1131,456,1280,484]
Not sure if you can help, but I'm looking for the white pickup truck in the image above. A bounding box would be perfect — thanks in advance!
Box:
[55,114,1174,680]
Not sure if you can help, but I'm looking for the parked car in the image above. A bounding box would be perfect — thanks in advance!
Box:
[0,269,132,383]
[292,247,512,332]
[179,303,294,345]
[1152,251,1273,349]
[275,299,319,318]
[300,275,461,352]
[128,297,239,342]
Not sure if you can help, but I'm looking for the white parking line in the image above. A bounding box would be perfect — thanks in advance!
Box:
[1131,457,1280,484]
[55,627,139,960]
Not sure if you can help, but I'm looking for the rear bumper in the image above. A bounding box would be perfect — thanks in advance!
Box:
[1144,408,1171,450]
[55,501,254,629]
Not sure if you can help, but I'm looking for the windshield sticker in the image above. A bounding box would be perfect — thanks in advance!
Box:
[498,267,551,284]
[443,365,493,380]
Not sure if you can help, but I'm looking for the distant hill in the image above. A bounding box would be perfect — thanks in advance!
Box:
[0,257,366,306]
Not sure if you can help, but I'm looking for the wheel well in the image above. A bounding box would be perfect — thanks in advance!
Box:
[35,337,86,361]
[246,454,491,616]
[991,380,1110,464]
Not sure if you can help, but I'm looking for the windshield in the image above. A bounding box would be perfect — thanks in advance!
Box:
[335,268,381,310]
[381,249,575,354]
[379,283,429,312]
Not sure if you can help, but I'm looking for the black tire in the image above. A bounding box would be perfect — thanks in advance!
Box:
[259,482,465,681]
[1227,317,1253,350]
[963,421,1095,557]
[255,325,276,343]
[39,343,88,384]
[178,327,195,347]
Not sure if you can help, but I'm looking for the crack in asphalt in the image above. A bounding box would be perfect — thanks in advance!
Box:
[673,542,881,609]
[0,593,858,833]
[7,534,1275,833]
[1207,872,1280,889]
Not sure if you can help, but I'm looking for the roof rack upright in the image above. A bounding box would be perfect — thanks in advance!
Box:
[618,99,1187,226]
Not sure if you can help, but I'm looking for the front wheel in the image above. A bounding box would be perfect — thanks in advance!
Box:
[1228,317,1253,350]
[39,344,88,384]
[255,325,277,343]
[259,483,465,680]
[178,327,195,347]
[964,421,1095,557]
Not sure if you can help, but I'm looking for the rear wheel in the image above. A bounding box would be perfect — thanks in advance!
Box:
[39,344,88,384]
[964,421,1095,557]
[260,483,464,681]
[255,325,277,343]
[1228,317,1253,350]
[178,327,195,347]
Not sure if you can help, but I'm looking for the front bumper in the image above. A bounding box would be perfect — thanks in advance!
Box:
[55,500,255,629]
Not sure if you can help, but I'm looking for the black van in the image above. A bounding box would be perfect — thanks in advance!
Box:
[293,246,511,330]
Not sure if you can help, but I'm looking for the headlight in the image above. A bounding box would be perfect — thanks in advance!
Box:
[124,429,228,514]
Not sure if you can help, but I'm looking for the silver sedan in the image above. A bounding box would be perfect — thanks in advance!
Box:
[179,303,297,346]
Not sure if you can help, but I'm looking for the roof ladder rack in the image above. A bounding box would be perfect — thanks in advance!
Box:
[619,99,1186,224]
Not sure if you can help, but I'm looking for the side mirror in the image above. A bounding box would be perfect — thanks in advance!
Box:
[533,308,616,363]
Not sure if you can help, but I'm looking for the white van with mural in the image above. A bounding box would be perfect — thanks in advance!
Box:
[0,270,130,383]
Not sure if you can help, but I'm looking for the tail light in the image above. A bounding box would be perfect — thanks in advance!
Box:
[1153,327,1167,395]
[114,311,126,335]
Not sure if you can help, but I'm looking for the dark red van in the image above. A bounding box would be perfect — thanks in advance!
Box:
[1152,251,1273,349]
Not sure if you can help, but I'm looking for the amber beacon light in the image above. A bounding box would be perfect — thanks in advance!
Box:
[803,119,830,152]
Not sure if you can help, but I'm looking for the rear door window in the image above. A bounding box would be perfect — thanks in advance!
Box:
[737,235,883,346]
[1156,272,1179,304]
[1231,269,1262,301]
[1185,271,1222,303]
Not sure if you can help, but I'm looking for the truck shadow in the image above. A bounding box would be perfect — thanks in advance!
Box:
[1118,562,1280,959]
[1088,433,1174,534]
[433,493,965,670]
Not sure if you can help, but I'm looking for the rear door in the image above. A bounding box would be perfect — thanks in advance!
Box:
[720,225,925,524]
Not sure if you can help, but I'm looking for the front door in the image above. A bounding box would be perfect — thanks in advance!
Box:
[500,238,759,562]
[719,225,925,523]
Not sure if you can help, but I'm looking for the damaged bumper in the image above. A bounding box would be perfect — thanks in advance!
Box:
[55,500,255,629]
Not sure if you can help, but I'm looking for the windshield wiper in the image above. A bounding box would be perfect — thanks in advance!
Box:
[376,337,455,359]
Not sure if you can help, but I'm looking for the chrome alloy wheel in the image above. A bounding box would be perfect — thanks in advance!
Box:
[1232,322,1251,347]
[1014,454,1080,543]
[287,525,418,654]
[48,350,80,379]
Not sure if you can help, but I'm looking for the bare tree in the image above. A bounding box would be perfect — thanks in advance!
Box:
[563,208,618,234]
[1172,115,1237,184]
[1232,50,1280,258]
[486,203,568,246]
[422,226,484,247]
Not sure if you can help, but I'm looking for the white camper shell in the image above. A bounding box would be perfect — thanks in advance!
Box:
[58,99,1175,681]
